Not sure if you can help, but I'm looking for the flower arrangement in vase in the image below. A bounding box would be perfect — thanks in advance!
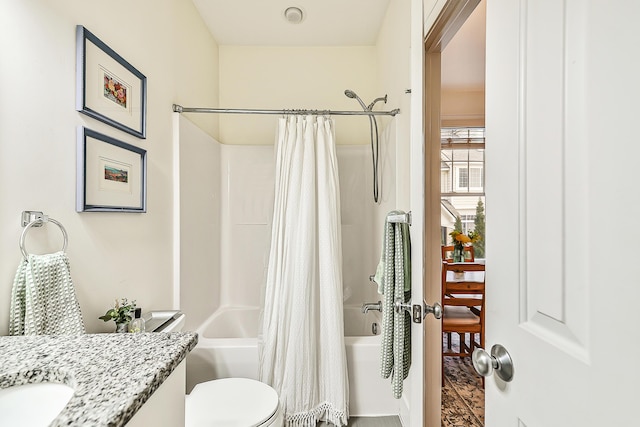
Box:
[449,230,481,262]
[99,298,136,333]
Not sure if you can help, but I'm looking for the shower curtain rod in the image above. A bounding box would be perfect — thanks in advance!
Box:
[172,104,400,117]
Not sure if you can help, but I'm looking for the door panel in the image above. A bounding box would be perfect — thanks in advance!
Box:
[520,0,589,358]
[524,0,568,325]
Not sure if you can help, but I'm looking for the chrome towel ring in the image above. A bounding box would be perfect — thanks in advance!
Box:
[19,212,68,259]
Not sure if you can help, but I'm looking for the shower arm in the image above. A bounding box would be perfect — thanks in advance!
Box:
[367,95,388,111]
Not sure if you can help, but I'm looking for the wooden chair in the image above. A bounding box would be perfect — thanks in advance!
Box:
[441,245,475,262]
[441,260,485,386]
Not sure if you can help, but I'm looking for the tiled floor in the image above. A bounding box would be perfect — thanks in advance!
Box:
[318,416,402,427]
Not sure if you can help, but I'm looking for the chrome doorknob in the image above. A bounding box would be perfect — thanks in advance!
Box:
[472,344,514,382]
[426,302,442,319]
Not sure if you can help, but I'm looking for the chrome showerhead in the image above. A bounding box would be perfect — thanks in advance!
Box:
[344,89,368,111]
[344,89,357,99]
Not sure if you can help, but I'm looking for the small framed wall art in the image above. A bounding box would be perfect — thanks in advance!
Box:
[77,127,147,212]
[76,25,147,139]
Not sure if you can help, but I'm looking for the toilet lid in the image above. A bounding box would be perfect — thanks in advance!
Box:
[187,378,280,427]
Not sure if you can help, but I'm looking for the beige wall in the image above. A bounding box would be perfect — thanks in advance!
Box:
[0,0,218,334]
[172,3,221,139]
[377,0,412,210]
[216,46,378,145]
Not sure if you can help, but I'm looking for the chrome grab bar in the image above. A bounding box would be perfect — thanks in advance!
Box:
[394,298,411,314]
[386,211,411,225]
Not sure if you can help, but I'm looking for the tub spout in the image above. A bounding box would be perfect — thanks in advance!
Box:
[361,301,382,314]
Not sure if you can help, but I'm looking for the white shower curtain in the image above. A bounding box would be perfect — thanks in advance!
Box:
[258,115,349,427]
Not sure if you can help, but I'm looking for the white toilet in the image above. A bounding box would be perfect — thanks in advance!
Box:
[146,311,284,427]
[186,377,283,427]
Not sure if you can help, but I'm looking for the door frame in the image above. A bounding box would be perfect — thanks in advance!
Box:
[422,1,481,426]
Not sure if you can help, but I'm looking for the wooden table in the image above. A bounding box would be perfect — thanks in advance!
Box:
[446,269,485,283]
[443,261,485,309]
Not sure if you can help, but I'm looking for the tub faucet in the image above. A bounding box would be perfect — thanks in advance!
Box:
[361,301,382,314]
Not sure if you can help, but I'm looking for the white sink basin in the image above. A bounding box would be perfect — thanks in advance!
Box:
[0,382,74,426]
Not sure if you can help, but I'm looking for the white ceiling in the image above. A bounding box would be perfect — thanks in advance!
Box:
[191,0,391,46]
[191,0,485,90]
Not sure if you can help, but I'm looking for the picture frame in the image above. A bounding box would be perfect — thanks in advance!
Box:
[76,25,147,139]
[77,127,147,212]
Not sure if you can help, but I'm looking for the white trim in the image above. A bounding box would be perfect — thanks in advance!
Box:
[172,113,181,310]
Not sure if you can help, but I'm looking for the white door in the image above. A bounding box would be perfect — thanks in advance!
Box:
[484,0,640,425]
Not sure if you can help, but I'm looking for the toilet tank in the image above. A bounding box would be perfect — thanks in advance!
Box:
[144,311,186,332]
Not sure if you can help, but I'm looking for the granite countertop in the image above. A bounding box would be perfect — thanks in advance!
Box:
[0,332,198,427]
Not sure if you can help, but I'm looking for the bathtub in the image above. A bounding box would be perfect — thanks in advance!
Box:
[186,305,398,416]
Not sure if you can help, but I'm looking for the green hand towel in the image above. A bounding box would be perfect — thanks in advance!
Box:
[373,212,411,293]
[9,252,85,336]
[378,210,412,399]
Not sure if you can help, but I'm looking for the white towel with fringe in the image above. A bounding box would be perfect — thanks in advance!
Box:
[9,252,85,336]
[377,210,411,399]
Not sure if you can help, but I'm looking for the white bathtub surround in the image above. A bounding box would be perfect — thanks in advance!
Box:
[187,307,396,416]
[9,252,85,336]
[378,212,411,399]
[259,116,349,426]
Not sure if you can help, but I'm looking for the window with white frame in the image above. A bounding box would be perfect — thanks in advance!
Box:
[440,128,486,256]
[455,165,483,192]
[441,128,485,196]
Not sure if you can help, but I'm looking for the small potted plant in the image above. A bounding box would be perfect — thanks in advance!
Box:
[99,298,136,333]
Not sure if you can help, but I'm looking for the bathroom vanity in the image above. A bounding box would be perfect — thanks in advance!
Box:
[0,332,197,426]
